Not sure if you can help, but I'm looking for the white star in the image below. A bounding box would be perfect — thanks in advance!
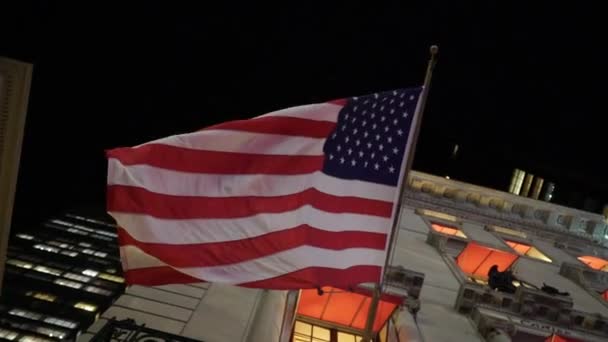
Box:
[399,101,405,107]
[379,144,384,151]
[364,131,369,138]
[393,119,399,125]
[364,99,370,104]
[362,109,367,115]
[393,147,399,154]
[410,95,415,100]
[372,123,377,130]
[340,157,345,164]
[345,136,350,143]
[389,166,395,173]
[402,111,409,118]
[371,113,376,119]
[355,140,360,146]
[358,151,364,157]
[367,142,373,149]
[353,106,358,112]
[362,120,367,127]
[375,134,380,141]
[372,103,377,109]
[347,148,353,155]
[397,129,404,136]
[371,152,376,159]
[399,93,405,98]
[341,125,347,131]
[332,133,337,139]
[380,105,385,111]
[374,93,379,99]
[374,163,380,170]
[329,154,334,160]
[392,90,398,96]
[351,117,357,123]
[383,155,389,162]
[384,126,390,132]
[390,99,395,104]
[353,128,358,134]
[380,116,386,122]
[337,145,342,151]
[345,114,349,120]
[390,108,395,114]
[387,136,393,143]
[364,161,369,167]
[382,97,388,102]
[351,159,357,166]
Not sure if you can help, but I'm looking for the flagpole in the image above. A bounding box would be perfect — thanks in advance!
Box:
[361,45,439,342]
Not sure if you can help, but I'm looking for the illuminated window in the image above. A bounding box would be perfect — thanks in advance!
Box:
[43,317,78,329]
[0,328,19,340]
[64,273,91,283]
[99,273,125,283]
[34,266,62,276]
[82,269,99,277]
[60,251,78,257]
[505,241,552,263]
[74,302,97,312]
[33,244,60,253]
[489,225,527,239]
[94,251,108,258]
[50,219,73,227]
[82,249,95,255]
[16,234,34,240]
[418,209,458,222]
[54,279,82,289]
[293,321,331,342]
[431,223,467,238]
[6,259,33,269]
[20,335,54,342]
[26,292,56,302]
[67,228,87,236]
[9,309,42,320]
[337,331,364,342]
[578,256,608,272]
[85,286,112,296]
[35,327,67,339]
[78,242,92,248]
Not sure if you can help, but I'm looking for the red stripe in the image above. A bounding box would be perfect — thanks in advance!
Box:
[327,98,348,106]
[108,186,393,219]
[204,116,336,138]
[118,225,386,267]
[123,265,381,290]
[106,144,325,174]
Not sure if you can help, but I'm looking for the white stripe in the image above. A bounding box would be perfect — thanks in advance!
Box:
[140,130,326,155]
[110,206,391,244]
[259,102,341,122]
[108,159,395,202]
[120,245,384,284]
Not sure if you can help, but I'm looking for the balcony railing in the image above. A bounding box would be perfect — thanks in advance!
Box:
[89,318,203,342]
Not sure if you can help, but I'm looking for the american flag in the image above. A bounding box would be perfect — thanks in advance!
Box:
[106,87,422,289]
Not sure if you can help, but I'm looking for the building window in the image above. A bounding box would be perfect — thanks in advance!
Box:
[60,251,79,257]
[64,273,91,283]
[19,335,54,342]
[16,234,34,240]
[504,240,552,263]
[99,273,125,283]
[293,320,367,342]
[34,266,62,276]
[34,327,67,340]
[0,328,19,340]
[487,225,527,239]
[82,269,99,277]
[33,244,60,254]
[84,286,112,296]
[43,317,78,329]
[9,309,42,321]
[78,242,92,248]
[74,302,97,312]
[54,279,82,289]
[431,223,467,238]
[6,259,33,269]
[26,292,56,302]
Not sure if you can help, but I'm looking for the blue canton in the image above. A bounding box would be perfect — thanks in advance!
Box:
[322,88,423,186]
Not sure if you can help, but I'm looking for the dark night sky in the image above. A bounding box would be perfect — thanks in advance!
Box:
[2,1,607,224]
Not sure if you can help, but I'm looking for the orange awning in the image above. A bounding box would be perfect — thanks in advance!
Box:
[456,242,519,278]
[578,255,608,271]
[505,241,532,255]
[431,223,466,238]
[297,286,401,333]
[544,334,581,342]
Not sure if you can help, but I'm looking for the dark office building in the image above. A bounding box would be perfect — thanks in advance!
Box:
[1,213,124,341]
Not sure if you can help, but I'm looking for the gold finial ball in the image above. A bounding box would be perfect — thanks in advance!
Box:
[430,45,439,55]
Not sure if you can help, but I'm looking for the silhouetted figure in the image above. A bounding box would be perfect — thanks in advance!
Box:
[488,265,517,293]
